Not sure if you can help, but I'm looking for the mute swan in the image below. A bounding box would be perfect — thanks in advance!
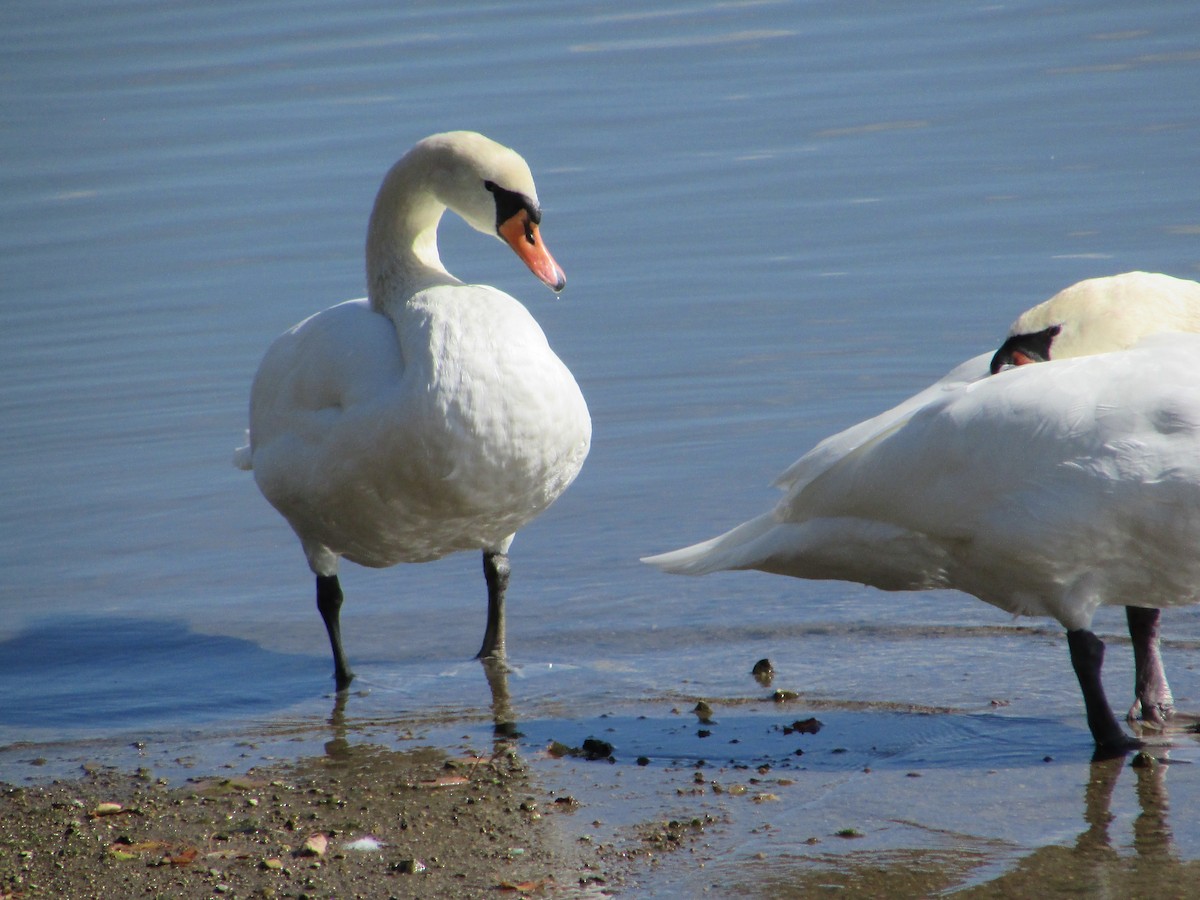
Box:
[645,272,1200,751]
[236,132,591,689]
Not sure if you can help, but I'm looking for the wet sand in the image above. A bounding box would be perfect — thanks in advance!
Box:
[1,741,606,899]
[6,661,1200,899]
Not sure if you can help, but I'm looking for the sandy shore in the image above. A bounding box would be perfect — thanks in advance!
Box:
[8,670,1200,899]
[0,738,621,899]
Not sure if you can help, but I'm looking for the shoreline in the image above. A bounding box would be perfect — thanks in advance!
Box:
[10,684,1200,898]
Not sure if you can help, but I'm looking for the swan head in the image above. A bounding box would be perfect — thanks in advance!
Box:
[990,272,1200,373]
[399,131,566,292]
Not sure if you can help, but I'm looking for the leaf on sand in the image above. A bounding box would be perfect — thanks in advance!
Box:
[498,877,553,892]
[90,802,128,818]
[204,849,252,860]
[108,840,171,856]
[164,847,199,867]
[193,776,268,796]
[107,840,199,866]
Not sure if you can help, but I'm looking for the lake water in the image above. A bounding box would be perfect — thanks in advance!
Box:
[4,0,1200,895]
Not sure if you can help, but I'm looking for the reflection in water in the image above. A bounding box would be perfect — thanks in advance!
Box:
[481,657,521,742]
[323,690,352,760]
[322,657,519,760]
[747,753,1200,898]
[959,753,1198,897]
[1127,754,1180,885]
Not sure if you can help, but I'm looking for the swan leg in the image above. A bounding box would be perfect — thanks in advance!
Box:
[316,574,355,690]
[476,550,510,660]
[1125,606,1174,727]
[1067,628,1140,753]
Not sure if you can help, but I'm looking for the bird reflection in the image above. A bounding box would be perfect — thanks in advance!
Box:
[320,656,521,760]
[480,656,521,742]
[1128,753,1177,876]
[960,749,1194,896]
[749,745,1199,898]
[324,688,352,759]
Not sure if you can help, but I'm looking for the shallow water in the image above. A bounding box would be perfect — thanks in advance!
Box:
[4,0,1200,894]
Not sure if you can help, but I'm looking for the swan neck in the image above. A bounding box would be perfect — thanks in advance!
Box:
[365,159,458,312]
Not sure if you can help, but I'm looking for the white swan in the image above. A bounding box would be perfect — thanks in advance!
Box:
[645,272,1200,751]
[236,132,591,689]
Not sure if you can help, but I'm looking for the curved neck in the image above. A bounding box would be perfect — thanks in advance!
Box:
[365,158,461,312]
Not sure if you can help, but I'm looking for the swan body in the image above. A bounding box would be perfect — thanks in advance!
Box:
[645,272,1200,750]
[238,132,590,687]
[649,335,1200,621]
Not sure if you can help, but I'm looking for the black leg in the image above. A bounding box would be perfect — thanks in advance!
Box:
[316,574,354,691]
[1067,628,1140,754]
[476,550,509,660]
[1126,606,1173,727]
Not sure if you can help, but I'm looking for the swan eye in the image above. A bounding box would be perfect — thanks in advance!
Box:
[484,179,541,234]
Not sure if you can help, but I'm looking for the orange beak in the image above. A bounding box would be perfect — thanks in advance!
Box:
[498,210,566,293]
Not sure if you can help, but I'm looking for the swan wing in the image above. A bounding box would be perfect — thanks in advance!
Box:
[649,335,1200,625]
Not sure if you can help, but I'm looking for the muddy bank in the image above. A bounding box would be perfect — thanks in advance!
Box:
[9,686,1200,899]
[0,740,614,899]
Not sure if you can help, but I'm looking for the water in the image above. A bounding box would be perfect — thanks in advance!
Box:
[3,0,1200,894]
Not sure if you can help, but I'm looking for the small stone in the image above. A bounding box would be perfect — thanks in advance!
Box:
[297,834,327,857]
[752,658,775,686]
[581,738,614,761]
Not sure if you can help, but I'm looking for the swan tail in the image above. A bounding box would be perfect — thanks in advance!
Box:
[642,512,780,576]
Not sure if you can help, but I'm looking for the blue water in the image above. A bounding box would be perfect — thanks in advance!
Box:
[4,0,1200,893]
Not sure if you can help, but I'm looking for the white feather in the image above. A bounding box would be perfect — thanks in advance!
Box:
[646,275,1200,633]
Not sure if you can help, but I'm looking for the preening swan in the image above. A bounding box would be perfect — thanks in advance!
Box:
[236,132,590,689]
[645,272,1200,751]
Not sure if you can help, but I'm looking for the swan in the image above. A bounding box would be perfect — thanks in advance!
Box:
[645,272,1200,751]
[236,132,591,690]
